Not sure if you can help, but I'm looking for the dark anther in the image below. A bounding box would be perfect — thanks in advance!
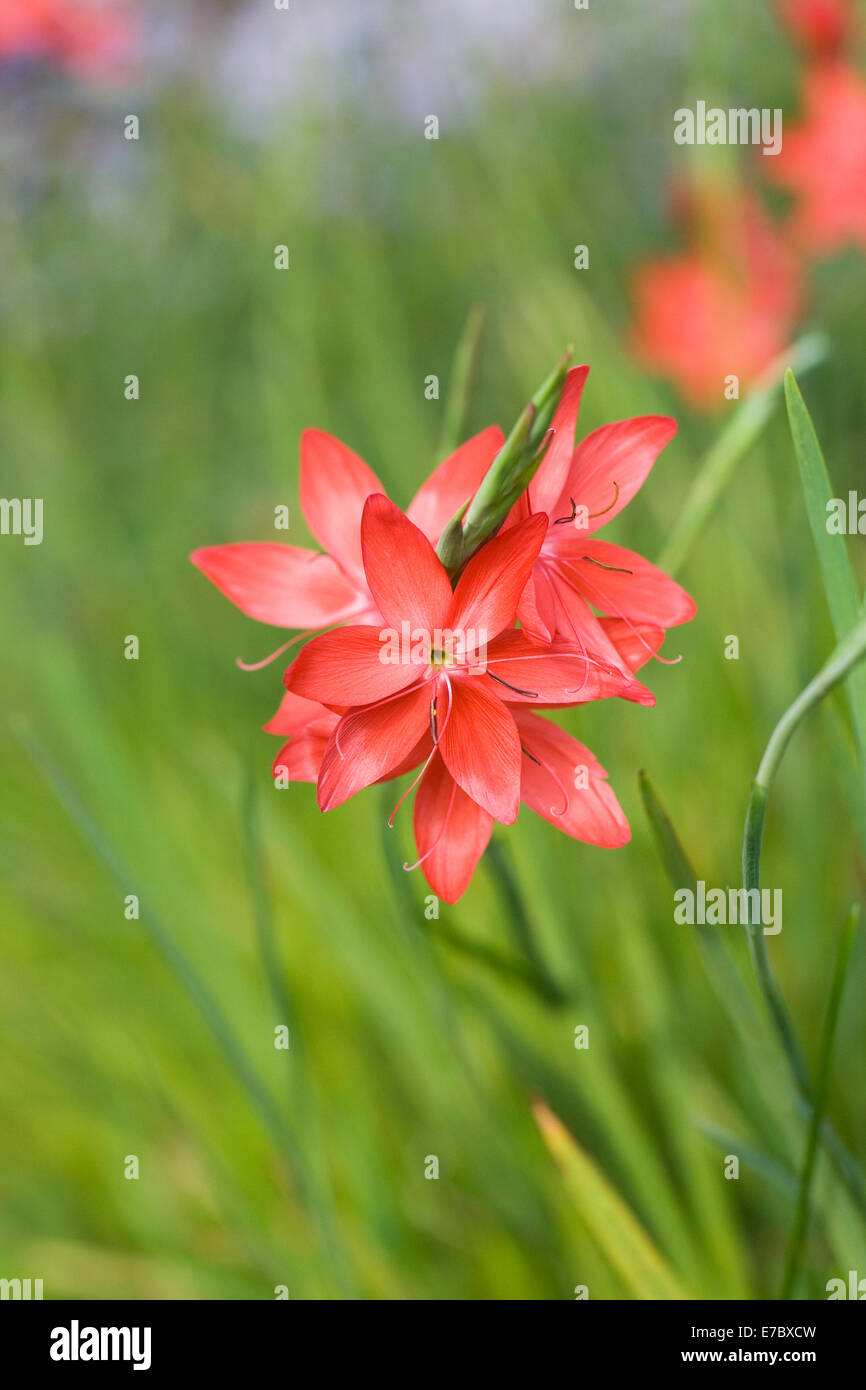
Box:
[581,554,633,575]
[430,698,438,744]
[588,480,619,519]
[489,671,539,698]
[554,482,620,528]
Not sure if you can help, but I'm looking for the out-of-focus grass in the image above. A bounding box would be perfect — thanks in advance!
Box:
[1,3,865,1299]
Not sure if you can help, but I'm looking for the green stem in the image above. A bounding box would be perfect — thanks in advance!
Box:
[742,785,811,1098]
[437,347,572,574]
[742,615,866,1217]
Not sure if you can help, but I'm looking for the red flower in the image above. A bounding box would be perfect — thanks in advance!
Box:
[284,495,645,826]
[777,0,852,55]
[197,383,691,905]
[507,366,695,671]
[766,61,866,253]
[628,190,802,410]
[409,713,630,904]
[191,424,504,671]
[0,0,132,78]
[273,613,661,903]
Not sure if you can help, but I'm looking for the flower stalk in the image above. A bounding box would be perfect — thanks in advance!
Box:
[436,347,572,577]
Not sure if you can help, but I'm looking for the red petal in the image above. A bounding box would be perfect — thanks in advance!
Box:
[566,541,697,626]
[407,426,505,543]
[449,513,547,643]
[286,626,421,706]
[484,630,639,704]
[361,494,453,633]
[413,755,493,904]
[437,678,521,823]
[299,429,384,586]
[552,416,678,535]
[512,709,630,847]
[379,733,433,782]
[190,544,360,628]
[272,729,333,784]
[317,684,432,811]
[538,575,632,669]
[598,617,666,673]
[528,365,590,516]
[515,566,558,644]
[264,682,339,736]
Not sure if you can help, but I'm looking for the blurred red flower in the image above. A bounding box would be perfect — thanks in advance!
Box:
[0,0,132,78]
[767,60,866,253]
[628,189,803,411]
[777,0,852,55]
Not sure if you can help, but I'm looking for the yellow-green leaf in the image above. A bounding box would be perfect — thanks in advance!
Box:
[534,1100,687,1300]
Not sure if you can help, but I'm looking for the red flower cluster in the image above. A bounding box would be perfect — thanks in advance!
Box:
[193,368,695,902]
[629,0,866,410]
[630,188,802,412]
[767,57,866,253]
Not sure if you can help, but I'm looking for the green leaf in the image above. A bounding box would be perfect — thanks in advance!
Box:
[659,333,827,577]
[12,720,345,1262]
[534,1100,687,1300]
[638,770,763,1052]
[785,368,866,772]
[693,1119,798,1199]
[780,906,859,1299]
[437,302,486,459]
[742,613,866,1218]
[638,767,698,888]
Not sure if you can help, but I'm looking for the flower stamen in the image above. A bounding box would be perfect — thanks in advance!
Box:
[487,670,539,699]
[403,769,458,872]
[236,629,316,671]
[588,481,620,519]
[580,554,633,575]
[568,568,683,667]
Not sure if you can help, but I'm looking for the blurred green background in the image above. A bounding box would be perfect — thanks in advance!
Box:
[1,0,865,1299]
